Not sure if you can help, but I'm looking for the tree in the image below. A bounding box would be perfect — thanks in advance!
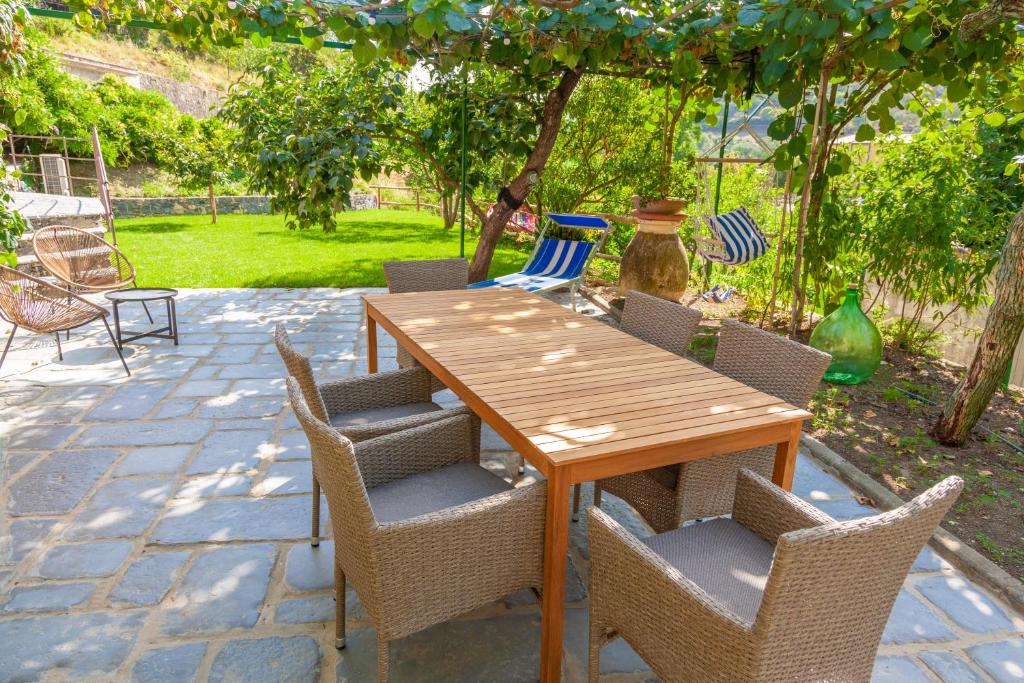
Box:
[165,117,234,223]
[0,0,28,262]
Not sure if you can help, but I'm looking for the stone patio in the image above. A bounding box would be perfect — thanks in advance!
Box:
[1,287,1021,682]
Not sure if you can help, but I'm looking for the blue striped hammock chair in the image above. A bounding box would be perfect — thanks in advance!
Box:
[469,212,612,310]
[696,206,772,266]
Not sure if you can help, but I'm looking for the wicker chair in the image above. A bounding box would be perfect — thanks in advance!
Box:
[620,290,703,357]
[32,225,152,323]
[0,266,129,375]
[382,258,468,393]
[589,318,831,532]
[571,290,703,520]
[287,377,547,682]
[588,469,963,682]
[274,323,480,547]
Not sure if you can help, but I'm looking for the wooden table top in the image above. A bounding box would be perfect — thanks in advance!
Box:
[364,288,811,469]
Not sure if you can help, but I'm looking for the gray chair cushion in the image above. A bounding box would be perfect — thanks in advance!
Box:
[329,401,442,428]
[368,462,513,523]
[642,518,775,623]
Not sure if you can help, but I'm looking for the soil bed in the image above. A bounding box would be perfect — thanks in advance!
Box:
[808,349,1024,581]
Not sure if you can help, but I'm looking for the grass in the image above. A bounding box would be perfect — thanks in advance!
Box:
[115,210,528,288]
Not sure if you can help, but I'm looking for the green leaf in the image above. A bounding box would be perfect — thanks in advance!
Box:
[901,27,933,52]
[13,108,27,126]
[737,8,765,26]
[767,114,795,141]
[445,10,474,32]
[1005,160,1020,177]
[588,13,618,30]
[877,51,909,71]
[983,112,1006,127]
[249,32,272,48]
[777,80,803,108]
[812,17,839,38]
[855,123,876,142]
[946,79,970,103]
[866,17,895,41]
[352,38,376,65]
[412,12,436,38]
[762,59,789,85]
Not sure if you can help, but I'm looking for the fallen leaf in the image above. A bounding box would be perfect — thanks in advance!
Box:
[978,470,993,477]
[864,410,877,419]
[855,495,877,507]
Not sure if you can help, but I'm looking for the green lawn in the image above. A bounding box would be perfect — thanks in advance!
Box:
[115,210,528,288]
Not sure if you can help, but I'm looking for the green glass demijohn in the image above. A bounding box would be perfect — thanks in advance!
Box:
[809,284,882,385]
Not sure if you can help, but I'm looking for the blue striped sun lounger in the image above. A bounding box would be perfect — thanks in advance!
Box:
[469,213,612,310]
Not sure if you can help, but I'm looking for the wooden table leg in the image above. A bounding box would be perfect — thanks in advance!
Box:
[540,466,570,682]
[366,313,378,374]
[772,421,802,490]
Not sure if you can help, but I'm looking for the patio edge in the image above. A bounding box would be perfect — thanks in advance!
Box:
[800,433,1024,614]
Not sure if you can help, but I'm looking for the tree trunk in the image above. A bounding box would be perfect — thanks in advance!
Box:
[932,206,1024,445]
[208,179,217,224]
[959,0,1024,41]
[468,67,585,282]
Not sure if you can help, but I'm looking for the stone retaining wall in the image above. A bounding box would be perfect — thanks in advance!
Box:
[110,193,379,219]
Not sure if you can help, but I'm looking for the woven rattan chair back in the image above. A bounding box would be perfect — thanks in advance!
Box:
[32,225,135,292]
[620,290,703,357]
[383,258,468,294]
[286,377,379,596]
[274,323,330,422]
[0,266,104,333]
[753,476,963,680]
[714,318,831,407]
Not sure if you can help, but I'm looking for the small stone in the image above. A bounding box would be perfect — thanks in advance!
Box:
[63,478,173,541]
[881,590,956,645]
[7,449,118,516]
[209,636,320,683]
[36,541,134,579]
[2,518,58,563]
[871,656,932,682]
[174,379,232,398]
[197,397,283,419]
[1,582,96,612]
[162,544,275,635]
[916,575,1015,633]
[153,399,198,419]
[4,424,79,450]
[188,430,275,475]
[115,445,193,476]
[76,419,213,448]
[967,640,1024,683]
[177,474,251,498]
[111,551,190,606]
[86,382,173,421]
[910,546,950,573]
[918,651,987,683]
[0,610,147,679]
[275,431,310,461]
[255,461,312,495]
[131,643,207,683]
[285,541,334,592]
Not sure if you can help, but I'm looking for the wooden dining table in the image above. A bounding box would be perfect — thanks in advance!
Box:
[362,287,812,682]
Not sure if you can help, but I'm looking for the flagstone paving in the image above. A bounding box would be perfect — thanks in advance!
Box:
[1,287,1021,682]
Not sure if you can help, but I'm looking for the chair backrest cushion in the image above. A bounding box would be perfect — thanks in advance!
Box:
[714,318,831,409]
[753,476,963,680]
[523,238,595,280]
[706,207,770,266]
[620,290,702,358]
[274,324,330,422]
[383,258,468,293]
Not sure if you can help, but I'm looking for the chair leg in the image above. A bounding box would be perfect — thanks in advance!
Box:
[377,639,390,683]
[311,475,321,547]
[594,487,602,509]
[588,623,603,683]
[101,317,131,376]
[0,325,17,370]
[335,563,346,649]
[517,453,525,477]
[572,483,582,522]
[134,282,154,323]
[54,331,63,361]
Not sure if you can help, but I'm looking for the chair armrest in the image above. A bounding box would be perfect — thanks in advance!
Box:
[340,406,479,451]
[353,413,476,488]
[372,481,547,634]
[318,366,432,413]
[732,469,833,544]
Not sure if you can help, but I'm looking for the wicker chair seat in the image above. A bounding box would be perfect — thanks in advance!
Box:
[330,401,442,428]
[368,461,513,523]
[642,518,774,624]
